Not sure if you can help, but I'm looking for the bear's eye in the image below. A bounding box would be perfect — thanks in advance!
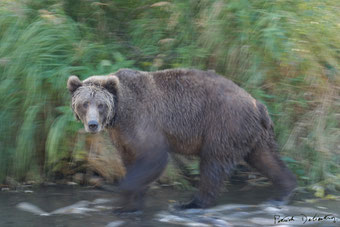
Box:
[83,102,88,108]
[98,104,104,110]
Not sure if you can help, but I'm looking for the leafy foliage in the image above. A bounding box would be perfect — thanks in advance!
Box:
[0,0,339,188]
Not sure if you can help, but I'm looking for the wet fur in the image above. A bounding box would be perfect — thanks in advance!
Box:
[68,68,297,211]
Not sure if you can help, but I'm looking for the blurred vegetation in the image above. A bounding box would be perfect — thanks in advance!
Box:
[0,0,339,191]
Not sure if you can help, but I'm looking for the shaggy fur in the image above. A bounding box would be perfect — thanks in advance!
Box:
[67,68,297,211]
[72,86,115,126]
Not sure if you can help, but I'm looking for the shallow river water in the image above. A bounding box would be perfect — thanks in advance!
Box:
[0,184,339,227]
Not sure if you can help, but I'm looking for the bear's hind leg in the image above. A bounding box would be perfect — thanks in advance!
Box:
[245,142,297,205]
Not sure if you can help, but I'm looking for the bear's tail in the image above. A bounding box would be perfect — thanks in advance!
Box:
[256,101,278,153]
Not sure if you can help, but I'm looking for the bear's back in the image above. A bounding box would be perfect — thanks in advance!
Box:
[147,69,265,155]
[111,68,269,156]
[114,68,257,117]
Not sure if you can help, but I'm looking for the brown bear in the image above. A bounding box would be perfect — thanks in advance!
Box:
[67,68,296,212]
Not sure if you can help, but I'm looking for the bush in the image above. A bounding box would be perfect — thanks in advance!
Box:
[0,0,339,188]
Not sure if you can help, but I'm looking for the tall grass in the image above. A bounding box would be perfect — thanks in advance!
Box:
[0,0,339,189]
[126,0,340,187]
[0,1,131,182]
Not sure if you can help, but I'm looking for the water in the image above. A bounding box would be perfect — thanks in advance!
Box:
[1,184,339,227]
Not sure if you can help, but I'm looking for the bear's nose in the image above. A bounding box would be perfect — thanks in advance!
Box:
[88,120,98,130]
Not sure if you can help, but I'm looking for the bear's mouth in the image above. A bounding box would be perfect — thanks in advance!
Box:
[85,127,101,134]
[88,128,100,133]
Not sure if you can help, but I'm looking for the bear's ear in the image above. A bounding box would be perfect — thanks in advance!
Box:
[102,75,119,95]
[67,75,82,93]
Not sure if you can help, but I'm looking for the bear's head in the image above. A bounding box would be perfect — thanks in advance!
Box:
[67,75,119,133]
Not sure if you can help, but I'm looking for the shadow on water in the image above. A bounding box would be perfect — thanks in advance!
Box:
[1,184,339,227]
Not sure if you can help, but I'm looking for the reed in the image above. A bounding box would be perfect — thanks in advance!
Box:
[0,0,339,190]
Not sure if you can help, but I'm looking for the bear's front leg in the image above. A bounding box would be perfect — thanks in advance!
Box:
[114,142,169,213]
[178,156,229,209]
[114,187,148,213]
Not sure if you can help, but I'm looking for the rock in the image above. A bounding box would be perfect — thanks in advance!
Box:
[150,184,160,190]
[16,202,49,216]
[73,173,85,184]
[156,212,231,227]
[207,204,256,213]
[94,205,113,210]
[88,176,103,186]
[262,206,281,213]
[249,217,274,225]
[50,200,91,215]
[105,221,125,227]
[91,198,112,204]
[5,177,19,187]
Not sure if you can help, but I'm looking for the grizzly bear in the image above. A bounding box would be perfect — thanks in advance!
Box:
[67,68,296,212]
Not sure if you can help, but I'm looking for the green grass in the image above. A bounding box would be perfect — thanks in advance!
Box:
[0,1,129,181]
[0,0,339,190]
